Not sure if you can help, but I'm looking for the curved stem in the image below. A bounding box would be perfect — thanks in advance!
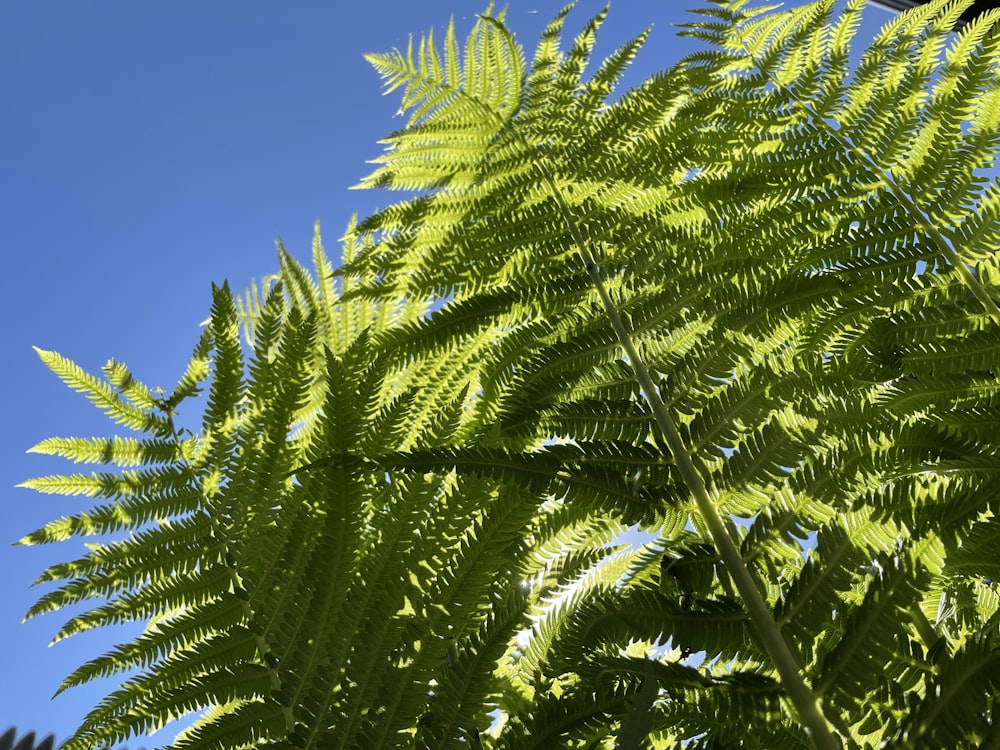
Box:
[542,177,841,750]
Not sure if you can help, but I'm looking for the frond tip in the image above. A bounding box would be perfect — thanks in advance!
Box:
[358,5,526,191]
[32,348,173,437]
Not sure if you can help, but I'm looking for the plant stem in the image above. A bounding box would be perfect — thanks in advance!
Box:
[594,262,840,750]
[542,178,841,750]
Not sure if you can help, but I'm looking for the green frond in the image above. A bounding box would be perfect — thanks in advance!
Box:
[47,565,234,644]
[27,435,185,467]
[234,273,279,347]
[163,326,212,413]
[21,1,1000,747]
[199,282,247,477]
[494,681,633,750]
[17,466,198,544]
[414,589,529,749]
[359,6,525,192]
[53,593,249,696]
[812,550,929,719]
[351,441,679,527]
[897,632,1000,746]
[167,699,290,750]
[33,347,173,437]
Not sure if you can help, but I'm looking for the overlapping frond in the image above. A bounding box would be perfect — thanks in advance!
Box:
[339,0,1000,744]
[21,230,639,749]
[20,0,1000,747]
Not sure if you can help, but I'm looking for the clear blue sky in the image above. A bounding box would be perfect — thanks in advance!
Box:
[1,1,893,746]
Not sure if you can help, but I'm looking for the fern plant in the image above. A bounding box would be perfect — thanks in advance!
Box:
[18,0,1000,747]
[1,728,57,750]
[20,234,642,749]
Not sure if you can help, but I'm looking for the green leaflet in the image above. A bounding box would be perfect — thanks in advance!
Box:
[18,1,1000,748]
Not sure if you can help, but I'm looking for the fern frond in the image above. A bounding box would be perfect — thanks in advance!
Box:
[27,435,184,467]
[22,2,1000,747]
[359,7,524,192]
[33,347,173,436]
[17,467,198,544]
[897,632,1000,746]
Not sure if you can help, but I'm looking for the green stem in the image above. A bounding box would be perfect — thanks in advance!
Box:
[542,177,841,750]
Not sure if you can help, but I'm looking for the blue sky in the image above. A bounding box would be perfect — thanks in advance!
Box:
[1,1,895,745]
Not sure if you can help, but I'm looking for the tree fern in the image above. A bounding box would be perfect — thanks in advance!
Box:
[18,0,1000,747]
[345,0,1000,744]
